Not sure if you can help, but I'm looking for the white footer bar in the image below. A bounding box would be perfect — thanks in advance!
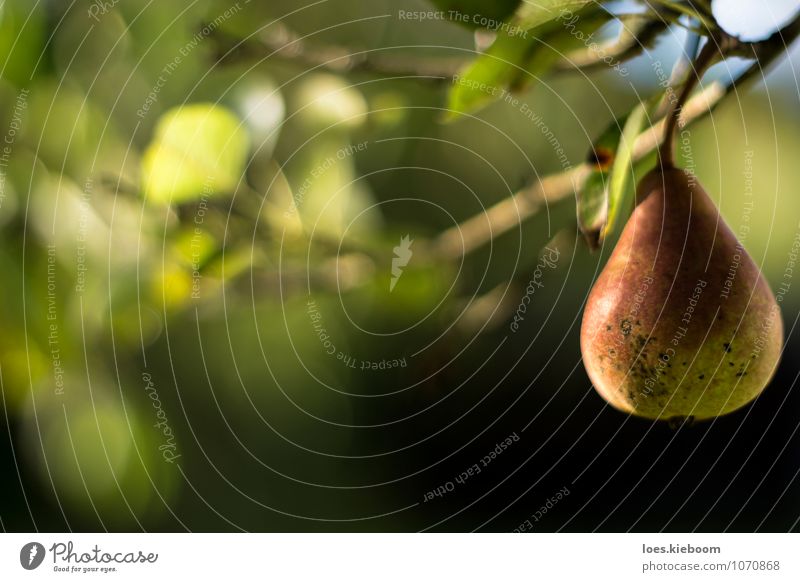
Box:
[1,533,797,581]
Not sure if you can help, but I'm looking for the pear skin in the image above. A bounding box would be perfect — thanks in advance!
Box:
[581,166,783,420]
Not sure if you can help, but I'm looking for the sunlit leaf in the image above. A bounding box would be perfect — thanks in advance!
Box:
[295,74,367,130]
[231,76,285,159]
[578,95,660,248]
[514,0,593,30]
[577,170,609,249]
[602,101,649,240]
[29,170,110,268]
[290,139,379,240]
[260,161,305,239]
[447,31,533,117]
[174,227,218,269]
[142,103,250,205]
[0,0,45,86]
[446,8,611,117]
[151,262,194,310]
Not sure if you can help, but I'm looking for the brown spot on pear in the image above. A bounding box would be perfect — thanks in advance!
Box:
[580,165,782,420]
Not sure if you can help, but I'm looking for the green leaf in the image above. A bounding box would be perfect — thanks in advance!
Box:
[577,170,609,250]
[602,101,648,240]
[447,8,611,117]
[142,103,250,205]
[230,77,285,159]
[0,0,45,86]
[514,0,593,30]
[447,31,533,117]
[578,97,660,248]
[577,113,626,248]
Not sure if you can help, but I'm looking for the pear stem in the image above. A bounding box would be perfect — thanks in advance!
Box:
[659,38,721,168]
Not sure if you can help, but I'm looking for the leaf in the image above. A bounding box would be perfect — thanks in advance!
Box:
[577,171,609,250]
[578,97,657,248]
[0,0,45,86]
[290,140,379,240]
[602,101,649,240]
[577,113,626,248]
[513,0,593,31]
[446,8,611,117]
[260,161,304,239]
[447,31,533,117]
[142,103,250,205]
[231,77,285,160]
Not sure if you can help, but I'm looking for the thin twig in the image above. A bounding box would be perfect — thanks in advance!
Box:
[654,0,716,31]
[431,9,800,260]
[659,38,721,167]
[212,24,463,80]
[215,15,668,79]
[553,17,667,73]
[432,166,591,260]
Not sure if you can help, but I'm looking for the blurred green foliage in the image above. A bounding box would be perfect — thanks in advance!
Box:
[0,0,797,531]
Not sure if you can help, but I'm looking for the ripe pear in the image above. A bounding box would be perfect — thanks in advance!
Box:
[581,165,783,420]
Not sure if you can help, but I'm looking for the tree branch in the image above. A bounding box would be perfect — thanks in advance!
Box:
[214,15,668,80]
[552,17,667,73]
[212,24,463,80]
[208,9,799,263]
[432,19,799,261]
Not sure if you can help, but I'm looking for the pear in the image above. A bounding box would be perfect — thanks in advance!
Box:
[580,165,783,420]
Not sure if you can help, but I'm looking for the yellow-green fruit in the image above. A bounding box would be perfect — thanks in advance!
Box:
[580,166,783,420]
